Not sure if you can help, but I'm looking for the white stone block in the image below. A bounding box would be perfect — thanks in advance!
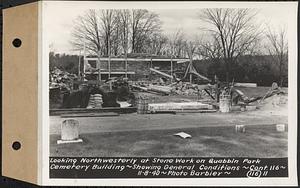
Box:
[276,124,286,132]
[235,125,245,133]
[57,119,83,144]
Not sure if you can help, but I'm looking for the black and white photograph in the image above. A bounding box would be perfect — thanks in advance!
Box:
[43,1,297,186]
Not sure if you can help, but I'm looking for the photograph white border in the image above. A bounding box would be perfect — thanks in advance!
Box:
[40,1,298,186]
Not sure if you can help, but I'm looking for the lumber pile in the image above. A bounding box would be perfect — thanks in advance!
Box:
[132,81,215,98]
[148,102,213,113]
[148,84,172,94]
[234,83,257,87]
[171,82,214,97]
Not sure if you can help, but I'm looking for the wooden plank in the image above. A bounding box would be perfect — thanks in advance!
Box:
[150,68,173,79]
[234,83,257,87]
[50,107,137,116]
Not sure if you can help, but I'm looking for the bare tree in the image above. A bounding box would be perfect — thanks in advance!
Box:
[145,33,168,55]
[196,34,222,60]
[116,10,131,55]
[71,9,162,56]
[167,29,187,58]
[71,10,103,54]
[199,8,261,82]
[99,10,118,56]
[265,26,288,86]
[131,9,162,53]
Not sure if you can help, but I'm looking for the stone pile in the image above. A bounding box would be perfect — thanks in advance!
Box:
[87,94,103,109]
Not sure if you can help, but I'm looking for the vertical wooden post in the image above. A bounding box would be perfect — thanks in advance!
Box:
[125,54,128,78]
[170,56,173,82]
[188,42,193,84]
[124,25,129,79]
[98,59,101,81]
[108,39,112,90]
[78,50,81,79]
[108,37,111,79]
[97,50,102,81]
[108,53,111,79]
[83,39,86,78]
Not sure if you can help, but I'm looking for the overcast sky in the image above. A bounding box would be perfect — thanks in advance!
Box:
[43,1,296,55]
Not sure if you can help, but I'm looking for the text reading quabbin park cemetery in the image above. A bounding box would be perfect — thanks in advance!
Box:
[49,157,288,178]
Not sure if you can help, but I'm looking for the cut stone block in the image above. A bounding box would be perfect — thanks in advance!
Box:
[276,124,286,132]
[246,106,256,111]
[57,119,83,144]
[219,96,231,113]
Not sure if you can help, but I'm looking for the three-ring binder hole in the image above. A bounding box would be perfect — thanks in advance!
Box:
[12,38,22,48]
[12,141,21,150]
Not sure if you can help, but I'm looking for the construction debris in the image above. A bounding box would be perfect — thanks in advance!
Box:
[49,57,286,117]
[148,102,213,113]
[234,83,257,87]
[137,95,149,114]
[173,132,192,139]
[118,101,132,108]
[150,68,173,79]
[87,94,103,109]
[50,67,77,91]
[148,84,172,95]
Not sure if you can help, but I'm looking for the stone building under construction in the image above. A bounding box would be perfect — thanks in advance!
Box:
[83,53,189,81]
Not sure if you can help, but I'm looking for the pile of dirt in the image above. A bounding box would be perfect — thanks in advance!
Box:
[256,93,288,116]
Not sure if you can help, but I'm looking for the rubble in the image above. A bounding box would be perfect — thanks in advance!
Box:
[132,80,216,99]
[49,62,287,117]
[234,83,257,87]
[87,94,103,109]
[173,132,192,139]
[148,102,213,113]
[50,67,77,91]
[148,84,172,95]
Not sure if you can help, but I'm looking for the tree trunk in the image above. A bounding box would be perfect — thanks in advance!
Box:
[225,58,229,84]
[279,59,283,87]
